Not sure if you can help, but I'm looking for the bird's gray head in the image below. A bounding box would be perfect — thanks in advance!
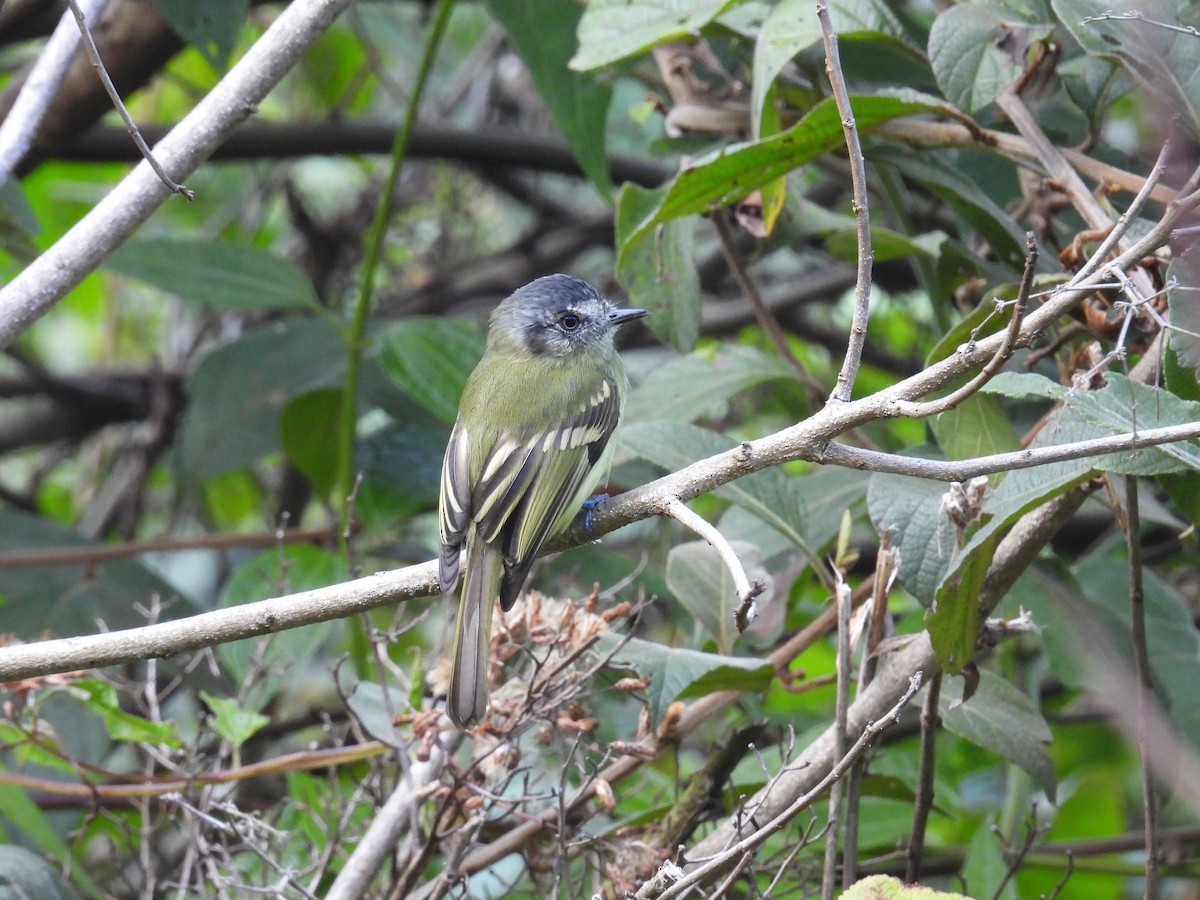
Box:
[490,274,648,359]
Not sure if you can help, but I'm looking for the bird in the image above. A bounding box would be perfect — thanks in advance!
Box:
[438,274,648,728]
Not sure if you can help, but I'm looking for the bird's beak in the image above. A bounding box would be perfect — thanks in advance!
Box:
[608,307,650,327]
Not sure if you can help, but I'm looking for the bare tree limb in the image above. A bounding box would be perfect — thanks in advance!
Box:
[820,0,874,404]
[0,0,355,349]
[0,0,109,184]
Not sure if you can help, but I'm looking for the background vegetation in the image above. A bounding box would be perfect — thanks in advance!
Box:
[0,0,1198,897]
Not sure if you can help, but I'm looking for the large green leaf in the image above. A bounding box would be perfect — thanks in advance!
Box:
[106,239,319,311]
[984,372,1200,474]
[0,509,193,640]
[375,317,485,423]
[618,92,957,262]
[0,845,78,900]
[153,0,249,66]
[571,0,740,71]
[928,5,1053,113]
[880,152,1026,268]
[615,183,702,353]
[751,0,919,134]
[939,669,1057,801]
[1076,554,1200,751]
[280,388,344,497]
[486,0,613,197]
[626,345,797,423]
[600,634,773,723]
[1054,0,1200,139]
[176,319,348,481]
[866,467,957,607]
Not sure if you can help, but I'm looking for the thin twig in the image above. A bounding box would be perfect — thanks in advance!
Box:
[712,213,824,398]
[843,535,898,886]
[817,419,1200,482]
[905,671,942,882]
[1123,475,1160,899]
[825,575,852,895]
[65,0,193,199]
[819,0,873,403]
[890,233,1037,418]
[650,674,923,900]
[0,524,342,569]
[662,498,764,630]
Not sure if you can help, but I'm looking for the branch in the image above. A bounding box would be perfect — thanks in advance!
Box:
[325,730,460,900]
[0,563,437,681]
[57,121,672,188]
[64,0,191,198]
[677,483,1097,875]
[816,420,1200,481]
[0,0,355,349]
[890,233,1036,418]
[0,193,1194,684]
[820,0,874,403]
[661,498,764,631]
[647,674,923,900]
[0,0,108,184]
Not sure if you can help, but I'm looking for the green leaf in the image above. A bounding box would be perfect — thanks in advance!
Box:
[980,370,1067,401]
[354,418,447,523]
[1063,374,1200,474]
[176,319,348,482]
[1055,0,1200,139]
[615,183,702,353]
[931,393,1022,462]
[1075,554,1200,750]
[485,0,613,197]
[153,0,249,67]
[571,0,740,70]
[375,317,485,423]
[939,669,1057,801]
[106,239,319,311]
[0,845,77,900]
[619,91,957,262]
[667,539,772,654]
[929,6,1052,113]
[280,388,344,497]
[626,345,797,423]
[881,152,1027,269]
[600,634,773,723]
[69,679,182,746]
[751,0,919,134]
[621,421,810,553]
[0,784,67,858]
[345,681,409,742]
[867,467,957,607]
[0,509,192,640]
[962,821,1015,900]
[928,533,992,673]
[201,692,269,748]
[938,407,1098,601]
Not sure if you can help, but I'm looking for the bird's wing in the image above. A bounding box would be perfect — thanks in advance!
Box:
[438,424,472,593]
[470,375,623,609]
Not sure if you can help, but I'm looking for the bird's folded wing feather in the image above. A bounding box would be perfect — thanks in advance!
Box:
[463,374,624,564]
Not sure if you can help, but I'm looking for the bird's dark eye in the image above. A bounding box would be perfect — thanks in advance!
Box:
[559,312,581,332]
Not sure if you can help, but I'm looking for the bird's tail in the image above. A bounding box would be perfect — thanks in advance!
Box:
[448,531,501,728]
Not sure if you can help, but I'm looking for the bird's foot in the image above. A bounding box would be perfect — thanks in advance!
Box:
[582,493,610,534]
